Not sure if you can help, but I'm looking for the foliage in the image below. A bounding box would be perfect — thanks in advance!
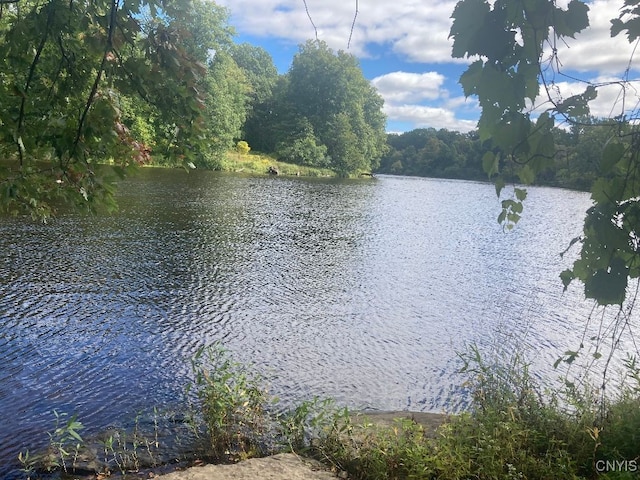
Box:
[317,417,435,480]
[43,410,84,473]
[198,51,250,168]
[18,409,165,477]
[0,0,216,220]
[218,150,335,177]
[239,40,387,177]
[307,344,640,480]
[0,0,258,217]
[449,0,640,308]
[278,397,351,454]
[18,345,640,479]
[379,121,637,192]
[231,43,280,154]
[287,40,387,176]
[236,140,251,155]
[187,344,273,461]
[276,133,330,168]
[17,410,84,476]
[379,128,488,180]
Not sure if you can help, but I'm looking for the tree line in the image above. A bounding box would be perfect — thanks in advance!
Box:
[0,0,386,219]
[378,118,626,193]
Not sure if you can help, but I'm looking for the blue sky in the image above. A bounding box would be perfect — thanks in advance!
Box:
[217,0,640,133]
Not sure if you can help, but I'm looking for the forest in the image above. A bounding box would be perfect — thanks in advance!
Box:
[0,0,386,219]
[1,0,623,224]
[378,118,625,192]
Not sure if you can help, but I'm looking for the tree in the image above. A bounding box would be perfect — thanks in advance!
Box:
[198,51,250,168]
[450,0,640,309]
[377,128,487,180]
[0,0,217,219]
[236,140,250,155]
[230,43,280,153]
[286,40,387,175]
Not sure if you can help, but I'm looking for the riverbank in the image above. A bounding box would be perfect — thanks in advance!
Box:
[218,151,337,177]
[149,412,448,480]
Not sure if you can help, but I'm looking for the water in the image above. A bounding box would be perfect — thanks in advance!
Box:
[0,169,613,475]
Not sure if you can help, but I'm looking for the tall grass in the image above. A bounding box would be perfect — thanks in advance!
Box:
[220,151,336,177]
[19,342,640,479]
[307,343,640,479]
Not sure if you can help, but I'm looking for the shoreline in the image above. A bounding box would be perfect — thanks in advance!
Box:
[146,411,450,479]
[15,410,448,479]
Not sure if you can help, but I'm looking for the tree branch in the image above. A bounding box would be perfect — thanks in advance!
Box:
[71,0,118,160]
[17,1,55,166]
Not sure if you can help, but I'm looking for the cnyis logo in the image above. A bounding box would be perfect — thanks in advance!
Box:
[595,460,638,473]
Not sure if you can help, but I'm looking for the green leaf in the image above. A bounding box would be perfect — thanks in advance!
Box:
[611,18,625,38]
[450,0,491,58]
[68,429,83,442]
[514,187,527,201]
[556,86,597,118]
[560,269,574,290]
[459,61,484,97]
[519,62,541,101]
[601,140,625,174]
[482,151,499,177]
[584,258,629,305]
[518,164,535,184]
[564,350,579,364]
[554,0,590,38]
[495,176,506,197]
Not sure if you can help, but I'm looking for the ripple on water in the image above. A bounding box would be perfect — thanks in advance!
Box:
[0,171,624,477]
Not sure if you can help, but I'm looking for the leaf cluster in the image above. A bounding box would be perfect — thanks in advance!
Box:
[0,0,233,220]
[450,0,640,307]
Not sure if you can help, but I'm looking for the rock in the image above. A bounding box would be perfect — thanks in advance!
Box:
[154,453,337,480]
[267,166,279,175]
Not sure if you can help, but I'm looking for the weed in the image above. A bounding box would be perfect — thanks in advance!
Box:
[187,343,272,461]
[17,410,85,476]
[19,409,163,477]
[42,410,84,473]
[278,397,351,455]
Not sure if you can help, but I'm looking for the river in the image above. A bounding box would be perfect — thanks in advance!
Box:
[0,169,605,475]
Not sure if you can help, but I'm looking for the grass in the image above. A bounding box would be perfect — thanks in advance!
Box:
[218,151,337,177]
[18,343,640,479]
[183,342,640,480]
[304,344,640,480]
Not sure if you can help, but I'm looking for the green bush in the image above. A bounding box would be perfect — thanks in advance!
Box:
[306,343,640,480]
[188,344,272,461]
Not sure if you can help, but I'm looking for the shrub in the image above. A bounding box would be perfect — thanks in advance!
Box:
[236,141,251,155]
[188,344,271,461]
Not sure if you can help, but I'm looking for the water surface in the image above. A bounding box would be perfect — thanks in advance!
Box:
[0,170,604,475]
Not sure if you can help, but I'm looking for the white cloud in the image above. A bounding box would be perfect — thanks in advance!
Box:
[371,72,446,102]
[218,0,640,74]
[553,0,639,74]
[371,70,479,132]
[216,0,640,131]
[218,0,459,62]
[538,77,640,119]
[384,104,477,132]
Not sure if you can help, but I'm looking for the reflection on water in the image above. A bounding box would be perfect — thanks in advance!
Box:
[0,169,606,475]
